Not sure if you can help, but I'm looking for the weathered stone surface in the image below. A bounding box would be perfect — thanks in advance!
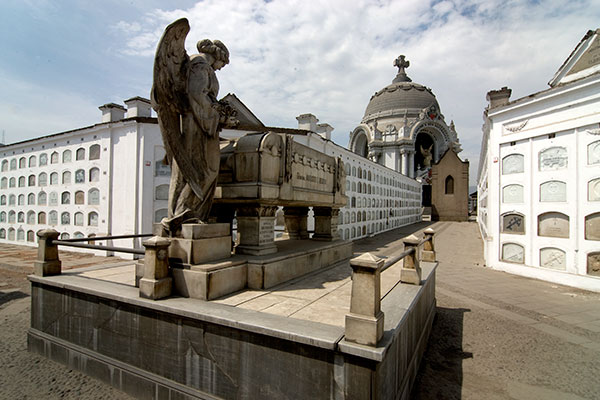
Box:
[502,242,524,263]
[502,153,524,174]
[539,146,568,171]
[169,236,231,264]
[585,212,600,240]
[589,178,600,201]
[588,252,600,276]
[181,223,230,239]
[171,261,247,300]
[502,213,525,234]
[540,180,566,202]
[540,247,566,270]
[502,184,524,203]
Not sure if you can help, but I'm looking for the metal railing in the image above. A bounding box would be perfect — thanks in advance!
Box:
[50,233,153,255]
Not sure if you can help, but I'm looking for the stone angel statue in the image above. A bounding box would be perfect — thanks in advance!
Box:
[151,18,238,236]
[420,144,433,167]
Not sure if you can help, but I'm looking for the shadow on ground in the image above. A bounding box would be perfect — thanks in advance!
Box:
[0,290,29,307]
[412,306,472,400]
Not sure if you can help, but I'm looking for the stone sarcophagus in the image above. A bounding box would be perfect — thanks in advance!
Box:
[215,132,346,255]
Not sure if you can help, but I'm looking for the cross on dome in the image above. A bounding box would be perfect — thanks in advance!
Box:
[392,55,412,83]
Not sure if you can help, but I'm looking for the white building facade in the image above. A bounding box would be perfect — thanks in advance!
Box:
[0,97,168,254]
[477,29,600,292]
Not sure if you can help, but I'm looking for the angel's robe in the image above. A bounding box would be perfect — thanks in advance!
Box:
[165,54,222,231]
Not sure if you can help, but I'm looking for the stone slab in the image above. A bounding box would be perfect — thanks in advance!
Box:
[181,223,230,239]
[169,236,231,265]
[171,261,247,300]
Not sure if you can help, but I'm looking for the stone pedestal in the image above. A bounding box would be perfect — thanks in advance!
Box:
[401,234,422,285]
[421,228,436,262]
[34,229,61,276]
[345,253,384,346]
[283,206,309,239]
[139,236,172,300]
[235,206,278,255]
[168,223,231,265]
[312,207,340,241]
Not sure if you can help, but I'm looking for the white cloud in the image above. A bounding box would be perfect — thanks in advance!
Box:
[63,0,600,185]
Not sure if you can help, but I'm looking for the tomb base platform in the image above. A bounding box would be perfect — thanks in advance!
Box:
[28,260,437,400]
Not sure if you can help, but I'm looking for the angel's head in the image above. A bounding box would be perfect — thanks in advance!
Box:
[197,39,230,70]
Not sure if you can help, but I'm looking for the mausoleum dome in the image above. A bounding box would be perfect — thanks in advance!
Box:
[362,56,439,123]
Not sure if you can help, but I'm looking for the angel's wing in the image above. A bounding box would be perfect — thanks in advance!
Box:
[151,18,205,200]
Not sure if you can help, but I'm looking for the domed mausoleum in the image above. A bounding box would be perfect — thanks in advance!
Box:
[349,55,461,178]
[349,56,468,220]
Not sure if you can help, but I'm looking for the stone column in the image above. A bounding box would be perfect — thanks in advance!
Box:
[139,236,172,300]
[313,207,340,241]
[345,253,384,346]
[400,149,407,175]
[236,205,278,255]
[421,228,436,262]
[283,206,309,239]
[401,234,422,285]
[34,229,61,276]
[408,151,415,178]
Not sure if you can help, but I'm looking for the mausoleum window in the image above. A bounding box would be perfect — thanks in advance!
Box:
[8,195,15,206]
[10,159,16,170]
[60,232,70,240]
[39,153,48,166]
[74,212,83,226]
[29,156,36,167]
[27,230,35,242]
[62,150,72,163]
[75,191,84,204]
[445,175,454,195]
[27,193,35,205]
[88,188,100,205]
[49,192,58,206]
[154,209,167,223]
[155,184,169,200]
[19,157,26,168]
[28,175,35,186]
[38,212,46,224]
[38,172,47,186]
[18,177,25,187]
[75,169,85,183]
[0,195,5,205]
[61,212,70,225]
[0,228,4,238]
[17,229,24,241]
[17,212,24,223]
[51,152,59,164]
[62,171,71,184]
[27,211,35,224]
[1,160,7,171]
[76,148,85,161]
[89,144,101,160]
[0,212,5,222]
[38,192,47,205]
[50,173,58,185]
[89,168,100,182]
[18,195,24,205]
[88,212,98,226]
[74,232,84,239]
[7,228,14,240]
[0,178,6,189]
[61,191,70,205]
[8,211,15,223]
[49,211,58,225]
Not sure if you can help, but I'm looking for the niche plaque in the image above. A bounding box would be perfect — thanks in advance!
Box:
[503,184,524,203]
[588,140,600,165]
[588,252,600,276]
[502,154,524,175]
[539,147,567,171]
[540,181,566,202]
[502,213,525,234]
[585,213,600,241]
[540,247,566,270]
[502,243,524,264]
[538,212,569,238]
[589,178,600,201]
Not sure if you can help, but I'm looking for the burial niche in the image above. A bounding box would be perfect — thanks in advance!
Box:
[502,243,524,264]
[540,247,566,270]
[538,212,569,238]
[502,154,524,175]
[585,212,600,241]
[502,213,525,234]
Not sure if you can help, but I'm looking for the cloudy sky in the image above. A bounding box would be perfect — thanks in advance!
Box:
[1,0,599,186]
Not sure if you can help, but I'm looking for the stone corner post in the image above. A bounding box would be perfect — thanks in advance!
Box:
[421,228,436,262]
[312,207,340,241]
[401,234,422,285]
[345,252,385,346]
[34,229,61,276]
[139,236,172,300]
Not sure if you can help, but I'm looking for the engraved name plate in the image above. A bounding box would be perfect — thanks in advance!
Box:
[540,181,566,202]
[539,147,568,171]
[538,212,569,238]
[503,184,524,203]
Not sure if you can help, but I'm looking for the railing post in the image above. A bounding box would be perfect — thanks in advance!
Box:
[401,234,422,285]
[345,252,384,346]
[421,228,436,262]
[139,236,172,300]
[34,229,61,276]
